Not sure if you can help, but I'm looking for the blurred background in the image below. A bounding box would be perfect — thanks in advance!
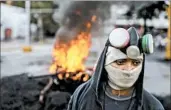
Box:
[0,0,170,110]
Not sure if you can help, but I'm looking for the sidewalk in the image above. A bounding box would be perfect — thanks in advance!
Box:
[1,39,54,53]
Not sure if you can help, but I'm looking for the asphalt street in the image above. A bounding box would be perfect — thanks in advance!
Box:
[1,39,170,96]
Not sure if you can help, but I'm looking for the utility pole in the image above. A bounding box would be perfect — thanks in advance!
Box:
[37,14,44,43]
[165,4,171,60]
[23,0,32,52]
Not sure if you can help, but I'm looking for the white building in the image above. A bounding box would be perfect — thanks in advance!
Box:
[0,3,28,40]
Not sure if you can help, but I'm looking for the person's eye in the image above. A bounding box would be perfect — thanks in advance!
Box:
[115,59,126,65]
[132,60,141,66]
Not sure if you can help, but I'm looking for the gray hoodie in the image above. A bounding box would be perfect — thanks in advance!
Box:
[67,27,164,110]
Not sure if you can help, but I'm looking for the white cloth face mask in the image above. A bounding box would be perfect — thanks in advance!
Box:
[105,63,142,90]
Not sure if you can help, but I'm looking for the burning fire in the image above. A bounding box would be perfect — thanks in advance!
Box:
[91,15,97,22]
[49,31,91,81]
[49,15,97,82]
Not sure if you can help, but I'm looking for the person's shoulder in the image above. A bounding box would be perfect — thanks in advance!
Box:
[143,90,164,110]
[72,80,92,98]
[67,80,91,109]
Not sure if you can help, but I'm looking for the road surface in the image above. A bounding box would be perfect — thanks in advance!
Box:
[1,39,170,96]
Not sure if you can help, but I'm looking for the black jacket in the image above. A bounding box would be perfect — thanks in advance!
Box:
[67,43,164,110]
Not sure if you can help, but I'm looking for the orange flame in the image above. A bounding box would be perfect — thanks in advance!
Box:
[49,32,91,74]
[91,15,97,22]
[86,22,92,29]
[49,15,97,81]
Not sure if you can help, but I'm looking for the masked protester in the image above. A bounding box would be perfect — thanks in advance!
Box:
[67,27,164,110]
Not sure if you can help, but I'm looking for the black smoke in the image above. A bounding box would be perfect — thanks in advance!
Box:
[55,1,110,43]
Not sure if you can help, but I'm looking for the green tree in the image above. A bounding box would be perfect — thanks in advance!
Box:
[125,1,167,34]
[12,1,59,38]
[137,1,167,34]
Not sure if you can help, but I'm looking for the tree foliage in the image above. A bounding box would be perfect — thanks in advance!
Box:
[12,1,59,37]
[125,1,168,34]
[137,1,167,19]
[12,1,53,9]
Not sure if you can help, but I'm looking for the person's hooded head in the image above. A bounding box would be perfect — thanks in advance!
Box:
[91,27,154,110]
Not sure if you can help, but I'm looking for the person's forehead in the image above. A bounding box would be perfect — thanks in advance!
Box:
[114,58,142,61]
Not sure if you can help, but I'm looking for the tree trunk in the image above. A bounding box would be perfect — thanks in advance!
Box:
[144,17,147,35]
